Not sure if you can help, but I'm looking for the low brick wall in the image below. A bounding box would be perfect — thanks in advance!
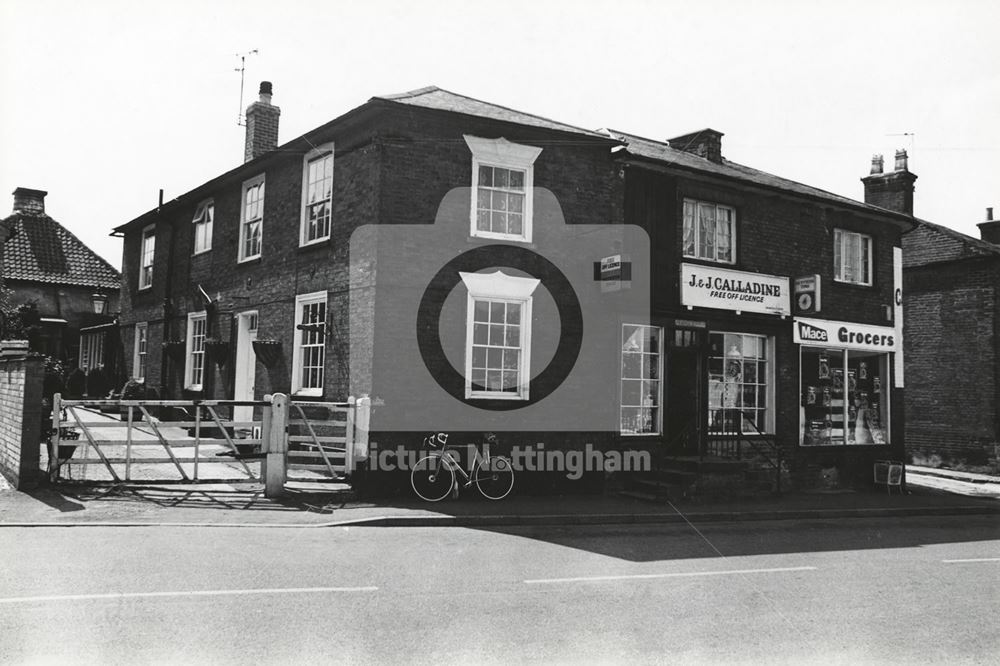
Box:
[0,351,45,489]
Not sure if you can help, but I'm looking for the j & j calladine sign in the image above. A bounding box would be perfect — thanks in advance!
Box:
[680,263,791,316]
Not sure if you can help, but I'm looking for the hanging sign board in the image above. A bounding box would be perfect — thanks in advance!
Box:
[794,317,897,352]
[794,274,821,314]
[680,263,790,316]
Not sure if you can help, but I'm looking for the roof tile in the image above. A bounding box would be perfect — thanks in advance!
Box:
[1,213,121,289]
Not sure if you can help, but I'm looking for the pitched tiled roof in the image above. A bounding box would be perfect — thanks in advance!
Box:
[373,86,614,140]
[608,130,913,223]
[1,213,121,289]
[903,217,1000,268]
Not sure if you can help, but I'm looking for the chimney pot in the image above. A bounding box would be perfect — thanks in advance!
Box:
[12,187,47,215]
[870,154,884,175]
[894,149,908,172]
[987,207,994,222]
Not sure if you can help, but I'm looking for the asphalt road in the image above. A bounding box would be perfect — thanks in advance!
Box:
[1,515,998,665]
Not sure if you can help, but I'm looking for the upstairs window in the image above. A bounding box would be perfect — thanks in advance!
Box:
[239,175,265,262]
[301,145,334,246]
[682,200,735,264]
[139,225,155,289]
[292,292,328,396]
[465,135,542,243]
[834,229,873,286]
[192,200,214,255]
[185,312,207,391]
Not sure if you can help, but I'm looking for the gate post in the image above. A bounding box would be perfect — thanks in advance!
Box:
[345,396,356,473]
[354,395,371,467]
[263,393,288,498]
[49,393,61,482]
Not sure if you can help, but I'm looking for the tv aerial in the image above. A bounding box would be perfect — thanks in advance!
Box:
[235,49,260,126]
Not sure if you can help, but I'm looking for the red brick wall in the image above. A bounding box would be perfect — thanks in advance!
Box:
[904,256,999,466]
[0,354,44,488]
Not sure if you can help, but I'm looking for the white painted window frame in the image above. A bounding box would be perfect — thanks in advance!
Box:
[834,229,873,286]
[299,143,335,247]
[620,324,663,436]
[461,270,539,400]
[133,322,148,382]
[185,311,207,391]
[138,224,155,290]
[192,199,214,255]
[292,291,328,397]
[707,331,775,435]
[465,135,542,243]
[682,199,736,264]
[239,174,265,263]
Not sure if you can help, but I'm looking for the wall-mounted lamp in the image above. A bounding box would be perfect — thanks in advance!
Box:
[91,292,108,315]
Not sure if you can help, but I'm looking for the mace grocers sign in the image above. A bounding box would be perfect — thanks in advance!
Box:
[793,317,897,352]
[680,263,790,316]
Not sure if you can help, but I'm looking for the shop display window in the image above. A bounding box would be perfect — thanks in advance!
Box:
[708,332,770,434]
[800,347,888,446]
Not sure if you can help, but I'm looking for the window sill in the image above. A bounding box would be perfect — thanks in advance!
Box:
[470,230,532,244]
[293,388,323,398]
[192,249,212,257]
[298,236,331,250]
[466,392,529,401]
[137,285,153,292]
[237,256,262,266]
[185,385,203,392]
[682,255,737,267]
[833,279,875,289]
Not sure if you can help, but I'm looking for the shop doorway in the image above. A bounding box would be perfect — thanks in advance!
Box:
[665,328,704,454]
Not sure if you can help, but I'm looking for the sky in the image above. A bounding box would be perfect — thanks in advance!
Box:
[2,0,998,269]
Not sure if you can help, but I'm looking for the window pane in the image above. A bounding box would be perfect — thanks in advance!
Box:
[708,332,770,434]
[620,325,661,435]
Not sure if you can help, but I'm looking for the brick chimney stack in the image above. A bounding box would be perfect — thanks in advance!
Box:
[12,187,47,215]
[244,81,281,163]
[861,149,917,215]
[667,128,725,164]
[978,207,1000,245]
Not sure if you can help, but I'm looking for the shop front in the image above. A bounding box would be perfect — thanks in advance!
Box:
[671,263,791,454]
[794,317,896,448]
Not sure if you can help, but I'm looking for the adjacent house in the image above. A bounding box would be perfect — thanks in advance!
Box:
[111,84,913,492]
[902,209,1000,469]
[0,188,121,372]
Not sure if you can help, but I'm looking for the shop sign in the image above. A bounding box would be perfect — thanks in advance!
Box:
[680,263,790,316]
[794,317,897,352]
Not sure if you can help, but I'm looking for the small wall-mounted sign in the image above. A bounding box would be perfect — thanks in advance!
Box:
[595,254,631,293]
[794,274,821,314]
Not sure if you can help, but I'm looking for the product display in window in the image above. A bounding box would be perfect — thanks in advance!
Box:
[800,347,889,446]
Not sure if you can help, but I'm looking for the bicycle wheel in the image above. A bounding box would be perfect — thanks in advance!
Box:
[411,455,455,502]
[475,456,514,500]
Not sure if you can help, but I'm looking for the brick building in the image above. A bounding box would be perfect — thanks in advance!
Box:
[1,188,121,370]
[901,208,1000,468]
[112,85,913,491]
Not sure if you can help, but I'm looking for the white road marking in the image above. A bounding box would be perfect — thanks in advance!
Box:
[0,586,378,604]
[524,566,817,585]
[942,558,1000,564]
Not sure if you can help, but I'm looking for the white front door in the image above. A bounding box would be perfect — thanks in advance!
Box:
[233,311,258,428]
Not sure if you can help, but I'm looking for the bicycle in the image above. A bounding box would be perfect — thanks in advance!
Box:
[410,432,514,502]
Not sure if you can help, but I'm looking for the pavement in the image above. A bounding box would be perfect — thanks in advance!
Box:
[1,464,998,528]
